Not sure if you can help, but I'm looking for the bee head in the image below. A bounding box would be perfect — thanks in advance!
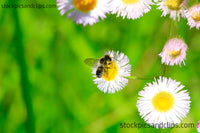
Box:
[104,55,112,61]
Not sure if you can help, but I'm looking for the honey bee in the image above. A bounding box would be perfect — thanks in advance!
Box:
[96,66,104,78]
[84,54,113,78]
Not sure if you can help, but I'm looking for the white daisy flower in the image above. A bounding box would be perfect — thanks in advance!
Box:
[92,51,131,94]
[56,0,109,26]
[109,0,153,20]
[185,4,200,29]
[159,38,188,66]
[197,121,200,133]
[137,76,191,128]
[157,0,189,21]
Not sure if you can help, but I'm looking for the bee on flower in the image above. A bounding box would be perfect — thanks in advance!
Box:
[84,50,131,93]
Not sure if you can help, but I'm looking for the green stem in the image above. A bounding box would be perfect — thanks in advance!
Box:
[127,64,167,80]
[127,76,160,80]
[162,64,167,76]
[11,9,35,133]
[169,18,178,38]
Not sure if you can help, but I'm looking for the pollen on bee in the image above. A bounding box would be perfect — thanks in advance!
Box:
[102,61,118,81]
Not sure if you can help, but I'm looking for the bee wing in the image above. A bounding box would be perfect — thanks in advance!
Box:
[84,58,98,67]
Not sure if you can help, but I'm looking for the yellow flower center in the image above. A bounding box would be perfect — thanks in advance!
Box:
[165,0,183,10]
[102,61,118,81]
[73,0,97,13]
[170,49,182,57]
[152,91,174,112]
[122,0,138,4]
[191,11,200,21]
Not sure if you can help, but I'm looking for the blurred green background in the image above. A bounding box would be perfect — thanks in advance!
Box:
[0,0,200,133]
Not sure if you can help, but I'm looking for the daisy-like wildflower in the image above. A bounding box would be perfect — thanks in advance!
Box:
[109,0,153,20]
[186,4,200,29]
[197,121,200,132]
[137,76,191,128]
[159,38,188,66]
[157,0,189,21]
[92,51,131,93]
[56,0,109,26]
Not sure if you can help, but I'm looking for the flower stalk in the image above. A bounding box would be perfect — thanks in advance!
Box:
[11,8,35,133]
[169,18,178,38]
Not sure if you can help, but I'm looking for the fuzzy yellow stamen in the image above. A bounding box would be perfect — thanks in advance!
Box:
[122,0,138,4]
[191,11,200,21]
[152,91,174,112]
[73,0,97,12]
[170,49,182,57]
[165,0,183,10]
[102,61,118,81]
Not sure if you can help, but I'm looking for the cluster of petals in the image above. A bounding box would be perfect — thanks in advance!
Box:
[185,4,200,29]
[57,0,200,29]
[159,38,188,66]
[56,0,153,26]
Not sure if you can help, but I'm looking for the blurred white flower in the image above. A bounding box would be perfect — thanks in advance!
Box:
[137,76,191,128]
[156,0,189,21]
[197,121,200,133]
[92,50,131,94]
[185,4,200,29]
[109,0,153,20]
[159,38,188,66]
[57,0,109,26]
